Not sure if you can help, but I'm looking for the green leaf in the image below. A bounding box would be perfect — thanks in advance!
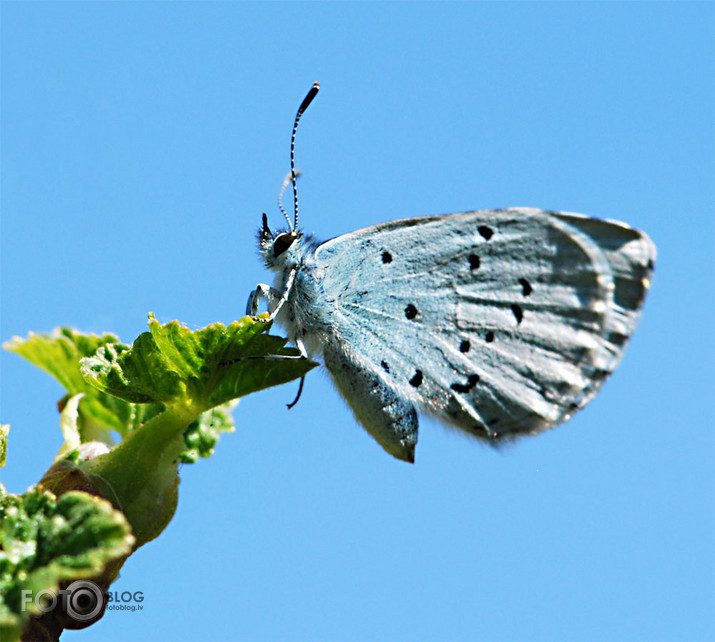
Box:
[6,316,315,460]
[72,315,316,546]
[0,484,134,641]
[181,401,238,464]
[6,315,318,554]
[3,329,155,440]
[3,328,118,391]
[81,313,317,414]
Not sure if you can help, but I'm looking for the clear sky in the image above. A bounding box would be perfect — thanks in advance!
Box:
[2,3,713,641]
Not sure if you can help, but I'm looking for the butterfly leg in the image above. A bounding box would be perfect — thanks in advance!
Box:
[246,269,298,320]
[286,336,308,408]
[247,280,310,407]
[246,283,281,316]
[286,376,305,409]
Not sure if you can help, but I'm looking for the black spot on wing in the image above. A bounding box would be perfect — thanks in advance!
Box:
[518,278,532,297]
[511,304,523,324]
[485,331,495,343]
[478,225,494,241]
[592,368,611,382]
[459,340,470,353]
[405,304,418,320]
[607,331,627,347]
[381,360,390,373]
[450,373,480,394]
[468,254,480,270]
[382,251,393,264]
[409,370,423,387]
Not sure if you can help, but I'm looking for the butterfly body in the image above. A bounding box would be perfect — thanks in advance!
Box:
[251,207,656,463]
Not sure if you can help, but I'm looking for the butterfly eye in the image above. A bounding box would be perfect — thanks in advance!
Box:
[273,232,296,257]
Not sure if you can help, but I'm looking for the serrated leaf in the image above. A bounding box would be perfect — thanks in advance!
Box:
[81,339,176,404]
[3,329,158,440]
[3,329,118,391]
[81,314,317,413]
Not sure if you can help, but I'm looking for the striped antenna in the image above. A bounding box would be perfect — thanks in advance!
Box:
[278,171,301,228]
[290,82,319,230]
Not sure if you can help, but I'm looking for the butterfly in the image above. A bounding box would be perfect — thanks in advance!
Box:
[248,82,656,463]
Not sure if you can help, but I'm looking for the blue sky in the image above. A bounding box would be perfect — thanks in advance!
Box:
[2,3,713,641]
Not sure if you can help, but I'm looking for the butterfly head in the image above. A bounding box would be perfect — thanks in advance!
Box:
[257,213,303,269]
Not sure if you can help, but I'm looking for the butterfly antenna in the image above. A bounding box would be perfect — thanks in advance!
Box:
[290,81,320,230]
[277,170,301,229]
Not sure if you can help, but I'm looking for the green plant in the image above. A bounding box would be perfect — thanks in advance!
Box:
[0,313,315,640]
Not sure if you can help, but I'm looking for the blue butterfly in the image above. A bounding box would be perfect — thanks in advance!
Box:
[248,83,656,463]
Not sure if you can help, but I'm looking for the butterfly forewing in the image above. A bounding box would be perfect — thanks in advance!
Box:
[314,208,655,442]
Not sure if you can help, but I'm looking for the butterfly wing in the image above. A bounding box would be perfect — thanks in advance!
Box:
[313,208,655,459]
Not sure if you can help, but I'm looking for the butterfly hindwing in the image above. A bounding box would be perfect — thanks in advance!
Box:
[321,340,419,462]
[313,208,655,455]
